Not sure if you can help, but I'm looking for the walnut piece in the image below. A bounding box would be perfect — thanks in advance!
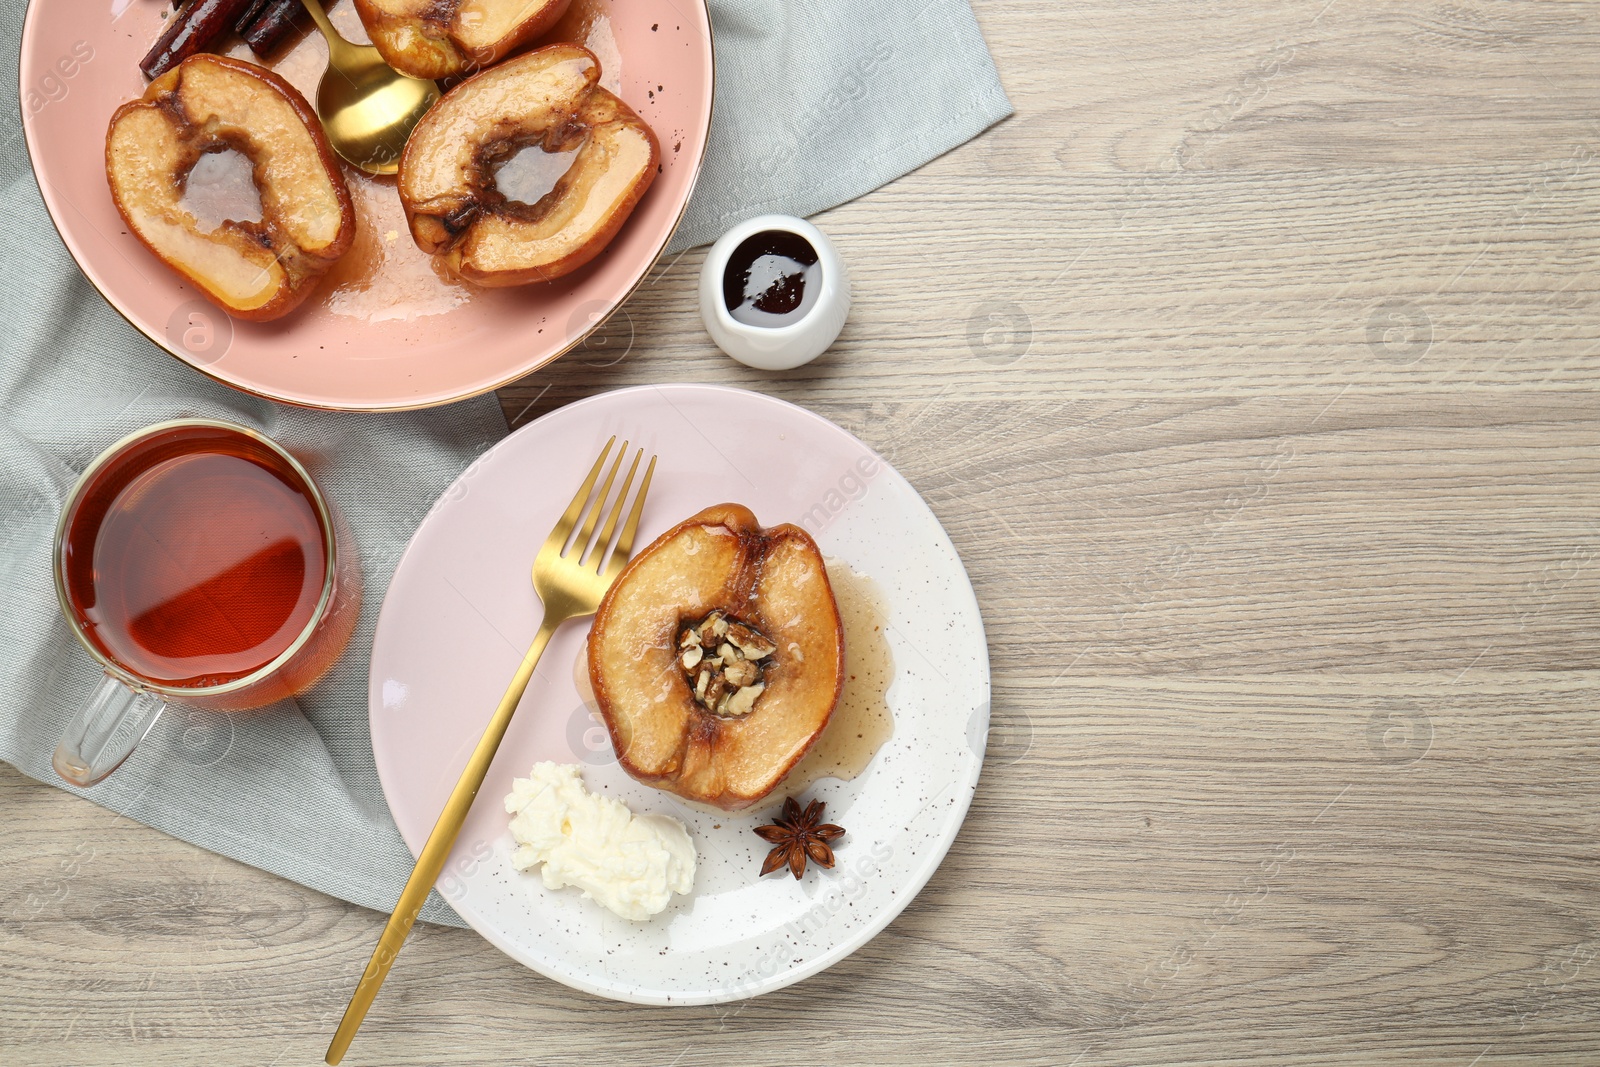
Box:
[678,609,775,717]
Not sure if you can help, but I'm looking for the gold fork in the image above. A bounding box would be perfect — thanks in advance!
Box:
[326,436,656,1065]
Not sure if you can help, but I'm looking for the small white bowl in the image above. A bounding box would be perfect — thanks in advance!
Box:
[698,214,850,370]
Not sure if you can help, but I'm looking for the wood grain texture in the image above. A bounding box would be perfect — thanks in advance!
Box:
[6,1,1600,1064]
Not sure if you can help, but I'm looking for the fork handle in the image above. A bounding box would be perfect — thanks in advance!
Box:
[326,617,560,1065]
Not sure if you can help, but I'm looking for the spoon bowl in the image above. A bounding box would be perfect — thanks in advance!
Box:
[300,0,439,175]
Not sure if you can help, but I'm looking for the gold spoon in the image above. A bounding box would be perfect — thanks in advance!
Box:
[299,0,439,175]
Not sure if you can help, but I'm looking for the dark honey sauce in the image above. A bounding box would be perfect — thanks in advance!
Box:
[722,230,822,327]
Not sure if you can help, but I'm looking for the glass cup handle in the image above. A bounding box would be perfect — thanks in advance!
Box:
[53,673,166,787]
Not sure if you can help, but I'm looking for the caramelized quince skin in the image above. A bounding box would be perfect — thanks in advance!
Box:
[588,504,846,811]
[397,44,659,287]
[104,55,354,321]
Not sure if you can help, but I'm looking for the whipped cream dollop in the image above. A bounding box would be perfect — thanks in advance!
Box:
[504,762,695,921]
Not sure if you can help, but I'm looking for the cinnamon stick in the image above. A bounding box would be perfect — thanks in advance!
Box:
[234,0,273,34]
[239,0,305,59]
[139,0,257,79]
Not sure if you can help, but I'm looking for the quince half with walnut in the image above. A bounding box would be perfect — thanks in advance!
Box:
[353,0,571,81]
[589,504,846,811]
[105,54,354,321]
[397,44,658,286]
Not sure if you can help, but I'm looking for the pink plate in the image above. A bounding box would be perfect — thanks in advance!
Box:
[368,385,992,1003]
[19,0,712,410]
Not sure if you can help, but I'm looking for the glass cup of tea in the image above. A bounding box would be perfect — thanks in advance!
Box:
[51,419,361,786]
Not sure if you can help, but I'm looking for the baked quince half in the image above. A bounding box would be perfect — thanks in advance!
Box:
[589,505,846,811]
[105,54,355,322]
[397,44,658,287]
[353,0,571,81]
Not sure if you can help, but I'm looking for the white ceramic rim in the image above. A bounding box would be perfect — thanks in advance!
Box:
[701,214,845,343]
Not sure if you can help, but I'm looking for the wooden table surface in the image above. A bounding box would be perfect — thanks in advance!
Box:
[7,2,1600,1064]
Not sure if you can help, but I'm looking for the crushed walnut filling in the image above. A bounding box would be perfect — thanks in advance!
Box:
[677,609,778,717]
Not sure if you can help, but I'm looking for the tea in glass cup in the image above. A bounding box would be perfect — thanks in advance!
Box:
[52,420,360,785]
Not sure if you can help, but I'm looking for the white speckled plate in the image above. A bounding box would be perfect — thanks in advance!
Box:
[368,384,990,1004]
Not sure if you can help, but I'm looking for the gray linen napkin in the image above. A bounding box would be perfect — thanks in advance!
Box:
[0,0,1009,928]
[668,0,1012,250]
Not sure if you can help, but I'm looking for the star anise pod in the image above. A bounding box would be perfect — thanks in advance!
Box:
[754,797,846,879]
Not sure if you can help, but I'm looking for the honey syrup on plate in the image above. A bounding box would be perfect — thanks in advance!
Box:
[543,0,624,94]
[785,561,894,788]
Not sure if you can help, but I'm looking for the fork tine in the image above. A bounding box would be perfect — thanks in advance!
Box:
[568,440,627,558]
[585,447,641,571]
[605,454,656,577]
[546,436,614,551]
